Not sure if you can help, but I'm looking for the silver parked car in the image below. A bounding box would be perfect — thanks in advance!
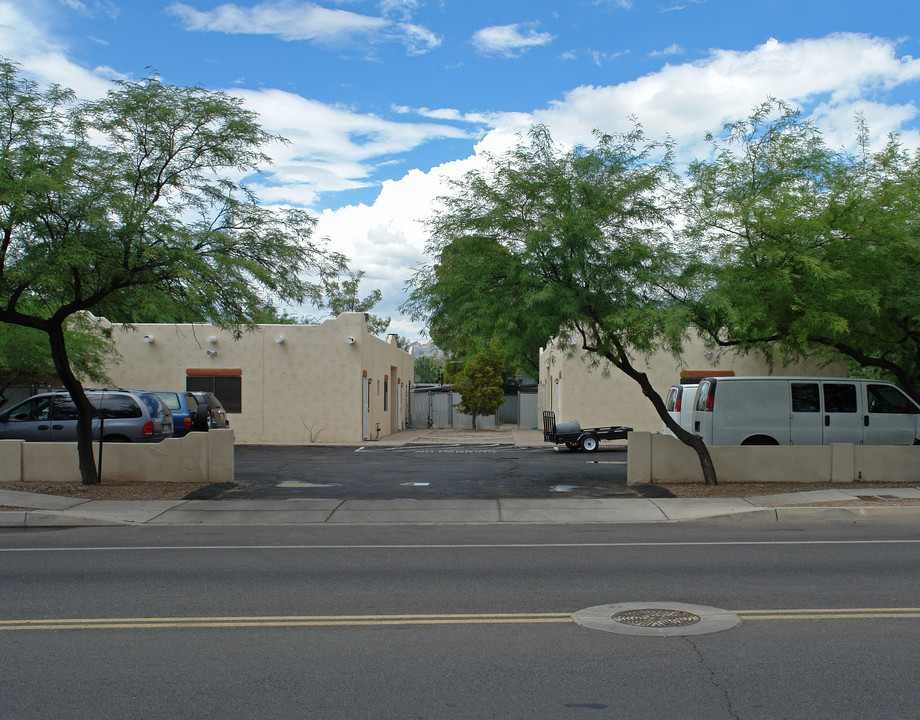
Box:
[0,390,173,442]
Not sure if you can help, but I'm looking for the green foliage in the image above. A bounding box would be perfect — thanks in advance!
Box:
[408,123,717,483]
[687,100,920,402]
[413,354,444,383]
[452,342,505,429]
[405,235,548,375]
[0,58,342,483]
[0,318,116,402]
[317,270,390,336]
[413,124,697,367]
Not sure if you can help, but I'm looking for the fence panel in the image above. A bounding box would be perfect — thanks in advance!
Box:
[409,390,498,429]
[518,392,538,428]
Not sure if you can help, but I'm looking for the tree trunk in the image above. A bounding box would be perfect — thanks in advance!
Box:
[47,323,100,485]
[608,350,719,486]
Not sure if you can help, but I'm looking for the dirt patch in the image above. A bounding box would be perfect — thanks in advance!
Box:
[655,480,920,505]
[0,480,216,504]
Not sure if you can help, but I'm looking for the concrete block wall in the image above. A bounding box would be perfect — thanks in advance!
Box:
[0,429,234,484]
[627,432,920,484]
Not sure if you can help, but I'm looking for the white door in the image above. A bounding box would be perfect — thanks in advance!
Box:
[362,378,371,440]
[864,383,920,445]
[821,382,863,444]
[790,382,823,445]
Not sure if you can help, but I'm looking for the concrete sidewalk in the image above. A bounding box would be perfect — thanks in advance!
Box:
[2,486,920,528]
[2,427,919,527]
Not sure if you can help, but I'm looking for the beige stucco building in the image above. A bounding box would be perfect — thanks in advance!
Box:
[105,313,414,444]
[539,333,847,432]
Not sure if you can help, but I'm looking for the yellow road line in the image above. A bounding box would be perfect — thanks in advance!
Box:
[735,608,920,620]
[2,609,918,632]
[0,613,573,631]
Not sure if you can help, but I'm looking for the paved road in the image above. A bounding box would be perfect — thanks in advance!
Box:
[2,522,919,719]
[229,443,653,499]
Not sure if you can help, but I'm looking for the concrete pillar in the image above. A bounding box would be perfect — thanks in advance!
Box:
[627,431,652,485]
[831,443,855,483]
[208,428,235,483]
[0,440,23,482]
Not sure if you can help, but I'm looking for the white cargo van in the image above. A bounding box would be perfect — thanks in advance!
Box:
[692,377,920,446]
[662,384,698,437]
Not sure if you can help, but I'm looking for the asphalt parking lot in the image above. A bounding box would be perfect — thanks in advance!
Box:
[226,443,658,500]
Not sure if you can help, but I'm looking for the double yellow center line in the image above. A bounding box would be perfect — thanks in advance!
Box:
[1,608,918,632]
[0,613,572,631]
[735,608,920,620]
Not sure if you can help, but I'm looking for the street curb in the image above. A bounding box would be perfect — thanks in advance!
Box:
[0,510,125,528]
[3,503,920,527]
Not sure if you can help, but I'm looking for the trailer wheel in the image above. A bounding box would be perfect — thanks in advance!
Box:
[564,441,579,450]
[580,435,599,452]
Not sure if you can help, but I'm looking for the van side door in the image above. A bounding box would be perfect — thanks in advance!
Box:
[790,382,823,445]
[48,395,81,441]
[821,382,863,444]
[0,396,53,441]
[864,383,920,445]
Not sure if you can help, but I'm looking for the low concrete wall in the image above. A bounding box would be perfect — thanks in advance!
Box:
[627,432,920,484]
[1,430,234,484]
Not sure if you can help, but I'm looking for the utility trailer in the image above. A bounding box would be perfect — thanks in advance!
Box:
[542,411,632,452]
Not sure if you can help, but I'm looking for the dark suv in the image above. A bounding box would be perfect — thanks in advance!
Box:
[0,390,173,442]
[151,391,229,435]
[152,391,198,437]
[186,391,230,431]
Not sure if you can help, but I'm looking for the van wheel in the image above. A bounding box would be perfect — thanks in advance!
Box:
[741,435,779,446]
[580,435,600,452]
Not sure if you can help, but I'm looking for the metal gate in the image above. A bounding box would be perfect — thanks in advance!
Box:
[410,390,536,429]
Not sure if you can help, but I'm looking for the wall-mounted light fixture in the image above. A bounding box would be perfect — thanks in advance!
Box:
[142,335,155,344]
[274,335,285,344]
[205,335,217,344]
[346,337,356,345]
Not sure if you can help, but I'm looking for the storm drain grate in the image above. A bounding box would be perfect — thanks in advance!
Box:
[572,602,741,636]
[611,608,701,628]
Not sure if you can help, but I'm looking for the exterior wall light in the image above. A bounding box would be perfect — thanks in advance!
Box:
[274,335,285,344]
[142,335,155,344]
[205,335,218,344]
[346,337,356,344]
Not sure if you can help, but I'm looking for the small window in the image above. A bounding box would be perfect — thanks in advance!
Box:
[50,396,80,421]
[187,375,242,414]
[823,384,857,413]
[665,387,678,412]
[791,383,820,413]
[95,395,143,419]
[9,397,52,421]
[868,384,919,414]
[384,380,389,411]
[695,381,712,412]
[155,392,182,411]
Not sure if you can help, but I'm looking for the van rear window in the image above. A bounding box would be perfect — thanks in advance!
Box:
[791,383,820,412]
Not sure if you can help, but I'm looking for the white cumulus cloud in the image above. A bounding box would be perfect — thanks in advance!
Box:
[471,23,554,57]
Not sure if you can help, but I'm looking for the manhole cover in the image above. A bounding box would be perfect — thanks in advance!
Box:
[573,602,741,637]
[611,608,702,628]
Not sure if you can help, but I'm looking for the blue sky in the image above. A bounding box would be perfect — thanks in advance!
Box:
[3,1,920,339]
